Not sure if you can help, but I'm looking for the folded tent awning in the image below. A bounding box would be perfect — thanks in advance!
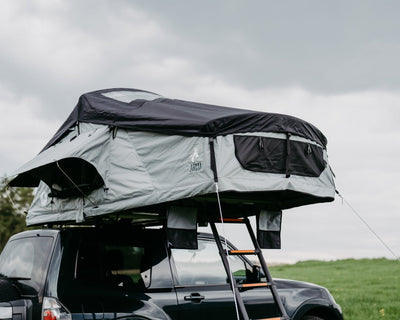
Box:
[9,126,108,197]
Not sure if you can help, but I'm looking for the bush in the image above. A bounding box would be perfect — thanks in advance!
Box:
[0,177,33,252]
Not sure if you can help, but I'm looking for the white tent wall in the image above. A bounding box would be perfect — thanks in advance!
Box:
[24,122,335,225]
[26,124,216,225]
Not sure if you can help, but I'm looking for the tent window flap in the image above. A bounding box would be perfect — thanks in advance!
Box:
[234,135,326,177]
[9,158,104,198]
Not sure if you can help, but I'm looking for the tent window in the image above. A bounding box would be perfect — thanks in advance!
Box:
[101,90,162,103]
[44,158,104,198]
[234,135,326,177]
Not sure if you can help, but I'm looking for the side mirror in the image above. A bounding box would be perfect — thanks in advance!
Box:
[246,265,261,283]
[252,265,261,282]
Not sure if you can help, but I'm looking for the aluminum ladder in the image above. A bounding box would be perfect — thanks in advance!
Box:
[209,217,290,320]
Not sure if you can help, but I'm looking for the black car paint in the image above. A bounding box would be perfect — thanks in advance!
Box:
[0,228,343,320]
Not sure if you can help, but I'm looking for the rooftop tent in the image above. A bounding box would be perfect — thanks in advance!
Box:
[9,88,335,225]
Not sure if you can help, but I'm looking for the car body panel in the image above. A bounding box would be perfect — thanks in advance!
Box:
[0,227,343,320]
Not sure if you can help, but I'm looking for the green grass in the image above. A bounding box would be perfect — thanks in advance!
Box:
[270,258,400,320]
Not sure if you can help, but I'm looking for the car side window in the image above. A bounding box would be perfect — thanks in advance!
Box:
[75,239,147,291]
[104,245,145,286]
[171,239,249,285]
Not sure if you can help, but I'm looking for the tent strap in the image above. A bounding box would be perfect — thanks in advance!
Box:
[285,132,291,178]
[209,137,218,183]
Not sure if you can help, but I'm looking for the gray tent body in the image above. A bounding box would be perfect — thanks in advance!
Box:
[9,89,335,226]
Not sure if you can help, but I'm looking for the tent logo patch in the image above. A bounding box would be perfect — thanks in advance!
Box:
[189,147,203,172]
[190,162,202,172]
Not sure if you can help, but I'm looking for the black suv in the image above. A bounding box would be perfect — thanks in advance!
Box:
[0,225,343,320]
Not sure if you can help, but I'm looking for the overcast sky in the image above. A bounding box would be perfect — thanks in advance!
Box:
[1,0,399,263]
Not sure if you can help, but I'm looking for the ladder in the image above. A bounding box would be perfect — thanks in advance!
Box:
[209,217,290,320]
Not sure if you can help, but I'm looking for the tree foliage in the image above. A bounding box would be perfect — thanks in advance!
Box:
[0,177,34,252]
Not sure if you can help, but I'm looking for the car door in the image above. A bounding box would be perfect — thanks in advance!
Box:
[170,236,279,320]
[56,228,180,320]
[170,238,237,320]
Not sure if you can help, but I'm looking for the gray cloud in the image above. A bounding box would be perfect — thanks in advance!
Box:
[2,0,400,121]
[135,0,400,92]
[0,0,399,262]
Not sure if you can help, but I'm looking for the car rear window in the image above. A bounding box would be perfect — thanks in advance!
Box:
[0,236,54,294]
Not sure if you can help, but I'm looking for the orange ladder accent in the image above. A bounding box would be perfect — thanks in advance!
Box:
[240,283,270,288]
[229,249,257,255]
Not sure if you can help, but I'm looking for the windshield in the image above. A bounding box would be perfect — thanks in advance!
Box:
[0,236,53,293]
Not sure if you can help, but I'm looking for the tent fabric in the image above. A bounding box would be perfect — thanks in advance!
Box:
[167,207,198,249]
[18,127,334,226]
[8,89,336,226]
[257,210,282,249]
[41,88,327,151]
[9,125,109,188]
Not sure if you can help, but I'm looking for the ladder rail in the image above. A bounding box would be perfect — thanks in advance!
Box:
[209,219,249,320]
[243,217,290,319]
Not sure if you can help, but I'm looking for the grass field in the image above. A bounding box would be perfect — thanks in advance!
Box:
[270,258,400,320]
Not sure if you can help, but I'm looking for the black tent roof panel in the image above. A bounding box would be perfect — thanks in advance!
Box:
[42,88,327,151]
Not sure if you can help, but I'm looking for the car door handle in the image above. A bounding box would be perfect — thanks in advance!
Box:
[184,293,205,302]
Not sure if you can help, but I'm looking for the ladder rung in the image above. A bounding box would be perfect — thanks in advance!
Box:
[229,249,257,255]
[239,282,271,288]
[253,318,283,320]
[218,218,244,223]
